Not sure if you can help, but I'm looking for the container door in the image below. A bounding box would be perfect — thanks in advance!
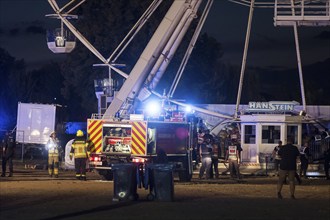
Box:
[241,124,258,163]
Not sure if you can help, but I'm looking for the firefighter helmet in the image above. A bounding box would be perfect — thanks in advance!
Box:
[76,130,84,137]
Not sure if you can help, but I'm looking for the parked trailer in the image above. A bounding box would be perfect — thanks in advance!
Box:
[15,102,56,159]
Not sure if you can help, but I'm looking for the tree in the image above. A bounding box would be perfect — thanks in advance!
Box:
[0,48,27,131]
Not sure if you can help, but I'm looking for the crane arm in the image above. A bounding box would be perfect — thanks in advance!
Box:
[102,0,204,119]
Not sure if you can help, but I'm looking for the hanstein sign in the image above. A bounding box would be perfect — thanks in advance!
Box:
[246,101,299,112]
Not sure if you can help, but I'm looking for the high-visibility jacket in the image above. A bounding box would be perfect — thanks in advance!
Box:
[227,145,238,160]
[273,145,282,160]
[46,137,60,155]
[70,137,89,159]
[300,146,310,160]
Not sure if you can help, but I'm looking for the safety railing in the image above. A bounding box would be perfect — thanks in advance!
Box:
[274,0,330,26]
[309,138,330,161]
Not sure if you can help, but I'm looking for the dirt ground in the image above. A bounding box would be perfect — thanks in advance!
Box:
[0,162,329,220]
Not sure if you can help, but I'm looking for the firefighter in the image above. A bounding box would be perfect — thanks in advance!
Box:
[46,131,60,178]
[70,130,89,181]
[196,128,205,164]
[225,139,242,180]
[210,141,220,179]
[271,140,283,176]
[1,132,16,177]
[198,135,212,179]
[299,142,310,179]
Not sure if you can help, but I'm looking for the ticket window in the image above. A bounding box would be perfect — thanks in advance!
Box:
[262,125,281,144]
[244,125,256,144]
[287,125,299,145]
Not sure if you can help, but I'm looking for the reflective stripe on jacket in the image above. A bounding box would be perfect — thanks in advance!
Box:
[70,139,88,158]
[274,146,281,160]
[228,145,238,160]
[47,138,59,155]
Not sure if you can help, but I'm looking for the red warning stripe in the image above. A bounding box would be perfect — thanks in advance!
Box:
[131,121,147,155]
[87,119,103,153]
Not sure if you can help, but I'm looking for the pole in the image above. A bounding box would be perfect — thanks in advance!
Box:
[234,0,255,119]
[291,0,307,111]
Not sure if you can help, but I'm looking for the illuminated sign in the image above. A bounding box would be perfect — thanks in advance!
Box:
[247,101,299,112]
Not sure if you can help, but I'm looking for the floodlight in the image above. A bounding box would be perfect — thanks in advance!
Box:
[145,100,161,117]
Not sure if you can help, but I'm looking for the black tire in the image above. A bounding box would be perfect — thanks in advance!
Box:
[178,170,192,182]
[147,193,155,201]
[178,156,192,182]
[129,193,139,201]
[99,170,113,180]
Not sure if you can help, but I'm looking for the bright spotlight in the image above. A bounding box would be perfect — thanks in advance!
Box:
[145,101,161,117]
[185,105,194,114]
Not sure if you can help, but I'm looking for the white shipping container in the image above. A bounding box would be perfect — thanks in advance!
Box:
[16,102,56,144]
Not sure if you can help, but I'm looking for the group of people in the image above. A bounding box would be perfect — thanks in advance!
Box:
[198,128,242,180]
[1,130,90,181]
[47,130,90,180]
[273,136,330,199]
[271,140,308,184]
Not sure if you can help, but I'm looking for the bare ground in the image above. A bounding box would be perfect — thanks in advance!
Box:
[0,162,329,220]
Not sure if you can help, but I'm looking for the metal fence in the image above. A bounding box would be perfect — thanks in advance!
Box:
[309,138,330,161]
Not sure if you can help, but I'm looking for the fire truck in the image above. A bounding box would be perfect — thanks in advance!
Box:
[88,112,198,181]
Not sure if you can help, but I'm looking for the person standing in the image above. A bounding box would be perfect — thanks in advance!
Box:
[70,130,89,181]
[198,136,212,179]
[277,136,301,199]
[46,131,60,178]
[1,132,16,177]
[196,129,205,165]
[323,148,330,180]
[225,140,242,180]
[210,142,219,179]
[271,140,283,176]
[299,142,310,179]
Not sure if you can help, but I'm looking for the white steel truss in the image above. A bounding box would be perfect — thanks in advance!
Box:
[274,0,330,26]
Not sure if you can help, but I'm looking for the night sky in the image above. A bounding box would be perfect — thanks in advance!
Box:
[1,0,329,70]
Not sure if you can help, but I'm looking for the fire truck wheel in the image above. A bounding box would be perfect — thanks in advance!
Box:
[129,193,139,201]
[147,193,155,201]
[99,170,113,181]
[178,171,192,182]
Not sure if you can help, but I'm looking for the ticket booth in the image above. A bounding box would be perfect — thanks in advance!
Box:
[239,101,303,167]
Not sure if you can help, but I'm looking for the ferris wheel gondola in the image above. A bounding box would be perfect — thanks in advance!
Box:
[45,14,77,53]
